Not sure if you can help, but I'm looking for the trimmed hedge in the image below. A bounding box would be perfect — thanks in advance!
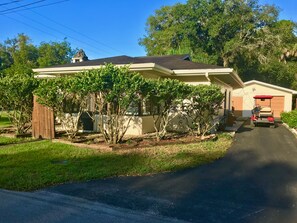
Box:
[281,110,297,128]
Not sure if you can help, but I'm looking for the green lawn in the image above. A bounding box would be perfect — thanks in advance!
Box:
[0,136,30,146]
[0,134,232,191]
[0,112,11,127]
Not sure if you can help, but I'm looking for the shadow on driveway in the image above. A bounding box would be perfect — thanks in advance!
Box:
[45,124,297,223]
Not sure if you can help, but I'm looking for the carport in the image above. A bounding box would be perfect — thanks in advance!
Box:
[232,80,297,118]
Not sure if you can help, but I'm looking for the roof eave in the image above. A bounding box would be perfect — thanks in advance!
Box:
[244,80,297,94]
[33,63,174,76]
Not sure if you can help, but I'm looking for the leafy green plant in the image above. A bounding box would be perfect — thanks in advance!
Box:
[75,64,150,144]
[35,76,89,138]
[147,79,191,141]
[184,84,224,136]
[281,110,297,128]
[0,73,38,134]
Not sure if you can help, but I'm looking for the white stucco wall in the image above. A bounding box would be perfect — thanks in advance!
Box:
[93,115,156,136]
[212,79,233,117]
[233,83,293,117]
[174,76,211,86]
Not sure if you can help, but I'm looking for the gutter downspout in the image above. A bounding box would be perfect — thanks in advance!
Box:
[205,72,211,82]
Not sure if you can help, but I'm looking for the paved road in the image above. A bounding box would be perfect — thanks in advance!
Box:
[1,124,297,222]
[0,189,184,223]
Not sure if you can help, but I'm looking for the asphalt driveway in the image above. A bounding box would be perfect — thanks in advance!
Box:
[1,123,297,222]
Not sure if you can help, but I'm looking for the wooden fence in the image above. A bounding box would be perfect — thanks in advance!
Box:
[32,96,55,139]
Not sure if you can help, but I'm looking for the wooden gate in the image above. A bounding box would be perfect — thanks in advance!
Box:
[32,96,55,139]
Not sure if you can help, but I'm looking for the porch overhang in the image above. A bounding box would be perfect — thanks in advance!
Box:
[173,68,244,89]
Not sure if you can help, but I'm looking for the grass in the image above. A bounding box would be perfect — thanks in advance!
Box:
[0,112,11,127]
[0,136,31,146]
[0,134,232,191]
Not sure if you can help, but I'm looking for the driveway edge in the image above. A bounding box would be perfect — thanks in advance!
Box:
[282,123,297,138]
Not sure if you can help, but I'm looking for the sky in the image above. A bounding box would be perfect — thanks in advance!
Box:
[0,0,296,60]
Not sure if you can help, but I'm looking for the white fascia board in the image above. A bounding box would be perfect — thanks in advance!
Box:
[33,65,103,74]
[173,68,233,76]
[34,74,57,79]
[33,63,173,76]
[244,80,297,94]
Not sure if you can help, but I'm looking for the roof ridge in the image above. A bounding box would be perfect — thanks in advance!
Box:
[134,54,189,59]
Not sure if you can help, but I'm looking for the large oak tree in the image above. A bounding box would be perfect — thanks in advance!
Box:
[140,0,297,89]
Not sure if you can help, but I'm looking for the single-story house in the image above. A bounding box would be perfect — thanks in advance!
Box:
[33,52,244,137]
[232,80,297,118]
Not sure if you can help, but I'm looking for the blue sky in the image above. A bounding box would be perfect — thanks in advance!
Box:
[0,0,296,59]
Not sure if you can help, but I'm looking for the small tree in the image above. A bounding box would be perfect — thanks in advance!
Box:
[76,65,150,144]
[148,78,190,141]
[35,76,88,138]
[184,84,224,137]
[0,73,38,134]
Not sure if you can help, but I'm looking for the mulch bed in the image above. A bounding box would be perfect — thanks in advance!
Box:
[0,126,218,151]
[53,132,217,151]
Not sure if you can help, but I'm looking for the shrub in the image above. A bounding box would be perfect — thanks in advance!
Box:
[0,73,38,134]
[281,110,297,128]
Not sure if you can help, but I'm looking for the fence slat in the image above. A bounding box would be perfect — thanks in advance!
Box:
[32,96,55,139]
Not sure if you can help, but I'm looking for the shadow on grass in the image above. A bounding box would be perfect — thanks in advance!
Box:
[44,126,297,223]
[0,140,227,191]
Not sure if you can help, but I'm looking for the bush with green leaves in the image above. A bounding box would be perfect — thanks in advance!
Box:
[35,76,89,138]
[147,78,191,141]
[183,84,224,136]
[35,64,225,143]
[36,64,150,143]
[0,73,38,134]
[281,110,297,128]
[76,65,150,144]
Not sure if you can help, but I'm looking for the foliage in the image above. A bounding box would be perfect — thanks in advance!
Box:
[0,73,38,134]
[281,110,297,128]
[184,85,224,136]
[36,65,150,143]
[35,76,88,138]
[147,78,191,141]
[35,65,226,142]
[38,40,75,68]
[2,34,37,76]
[140,0,297,89]
[75,65,150,144]
[0,34,74,76]
[0,111,11,127]
[0,134,232,191]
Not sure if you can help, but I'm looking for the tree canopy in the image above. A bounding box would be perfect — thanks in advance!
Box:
[140,0,297,89]
[0,34,75,76]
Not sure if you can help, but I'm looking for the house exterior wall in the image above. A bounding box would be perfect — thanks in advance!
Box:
[93,115,156,136]
[173,76,210,86]
[211,79,233,117]
[138,71,160,79]
[233,83,293,117]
